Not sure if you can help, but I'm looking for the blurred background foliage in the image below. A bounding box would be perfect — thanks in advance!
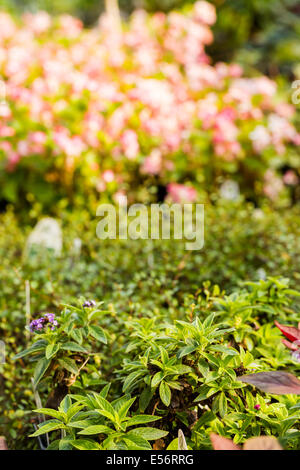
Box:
[1,0,299,78]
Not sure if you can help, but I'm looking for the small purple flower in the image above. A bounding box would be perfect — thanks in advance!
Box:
[29,313,58,333]
[254,404,261,411]
[44,313,55,322]
[83,300,96,308]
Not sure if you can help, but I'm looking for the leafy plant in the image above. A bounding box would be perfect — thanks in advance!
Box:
[14,301,108,407]
[31,389,168,450]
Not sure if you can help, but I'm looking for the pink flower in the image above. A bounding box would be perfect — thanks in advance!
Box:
[102,170,115,183]
[120,129,139,160]
[193,1,216,25]
[0,13,16,39]
[0,9,298,202]
[22,12,52,35]
[58,15,83,38]
[30,131,47,145]
[0,125,15,137]
[0,103,12,119]
[113,190,127,206]
[263,170,284,201]
[250,125,271,153]
[167,183,197,203]
[141,149,162,175]
[283,170,298,186]
[6,151,20,171]
[53,127,86,157]
[17,140,30,157]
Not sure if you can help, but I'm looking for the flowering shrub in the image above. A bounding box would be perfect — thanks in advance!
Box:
[29,313,58,332]
[0,4,299,210]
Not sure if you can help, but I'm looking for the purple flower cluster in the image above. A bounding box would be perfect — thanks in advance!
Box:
[29,313,58,333]
[83,300,96,308]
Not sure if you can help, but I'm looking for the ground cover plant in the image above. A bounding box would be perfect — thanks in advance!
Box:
[0,1,299,453]
[0,203,299,450]
[11,278,300,450]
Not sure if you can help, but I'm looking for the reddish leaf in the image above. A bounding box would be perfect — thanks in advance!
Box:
[282,339,299,351]
[243,436,282,450]
[238,371,300,395]
[210,433,241,450]
[275,321,300,343]
[0,437,8,450]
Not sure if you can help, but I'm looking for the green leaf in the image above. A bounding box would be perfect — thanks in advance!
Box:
[171,364,192,375]
[203,313,215,328]
[194,385,212,402]
[45,343,60,360]
[122,371,144,393]
[159,382,171,406]
[99,384,111,398]
[151,371,164,387]
[177,345,197,359]
[159,347,169,364]
[71,328,83,345]
[167,438,179,450]
[117,397,136,420]
[93,395,115,421]
[13,340,47,360]
[66,403,84,421]
[47,440,60,450]
[88,325,107,345]
[126,415,160,427]
[61,342,88,353]
[131,427,168,440]
[59,395,72,413]
[78,425,113,435]
[219,392,227,418]
[59,438,73,450]
[139,387,153,412]
[30,419,65,437]
[210,345,238,356]
[33,408,63,420]
[124,434,152,450]
[58,357,79,375]
[70,439,102,450]
[33,357,51,386]
[68,419,95,429]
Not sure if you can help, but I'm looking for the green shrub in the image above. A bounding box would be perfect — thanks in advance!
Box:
[1,202,300,448]
[13,281,300,449]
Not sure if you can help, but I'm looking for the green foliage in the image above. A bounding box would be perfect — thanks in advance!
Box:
[14,302,108,386]
[31,391,168,450]
[1,203,300,449]
[19,281,300,449]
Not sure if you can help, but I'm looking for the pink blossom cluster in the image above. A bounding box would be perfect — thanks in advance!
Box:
[0,3,298,204]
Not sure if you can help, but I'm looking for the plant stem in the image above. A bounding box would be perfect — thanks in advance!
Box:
[104,0,122,35]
